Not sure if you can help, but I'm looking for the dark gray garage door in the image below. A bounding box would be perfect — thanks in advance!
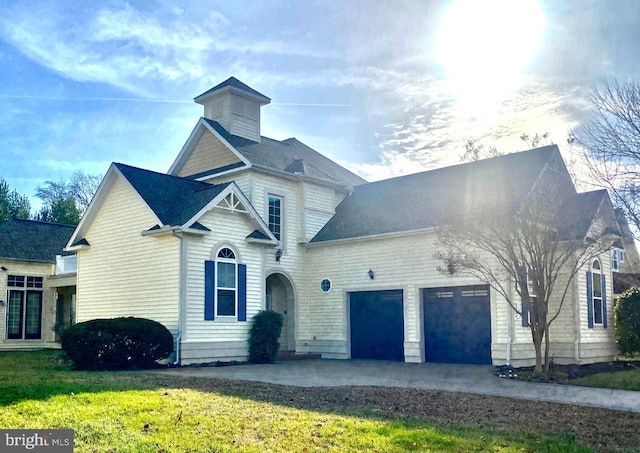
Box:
[423,285,491,364]
[350,290,404,361]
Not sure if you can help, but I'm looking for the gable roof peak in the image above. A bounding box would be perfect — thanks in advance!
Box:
[194,77,271,105]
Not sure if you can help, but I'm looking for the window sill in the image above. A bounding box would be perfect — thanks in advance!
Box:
[212,317,239,323]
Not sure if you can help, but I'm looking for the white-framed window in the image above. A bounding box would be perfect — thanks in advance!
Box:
[6,275,43,339]
[320,278,332,293]
[268,195,283,241]
[591,259,604,325]
[216,247,237,317]
[520,268,536,327]
[611,247,625,272]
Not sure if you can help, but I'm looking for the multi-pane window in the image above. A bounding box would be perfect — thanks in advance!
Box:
[591,260,603,325]
[26,276,43,288]
[216,248,237,317]
[6,275,43,339]
[8,275,24,287]
[519,268,537,327]
[205,247,247,322]
[611,247,625,272]
[268,196,282,241]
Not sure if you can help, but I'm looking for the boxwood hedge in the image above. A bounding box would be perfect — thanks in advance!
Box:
[60,317,174,370]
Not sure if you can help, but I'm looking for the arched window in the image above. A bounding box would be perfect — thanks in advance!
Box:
[215,247,237,317]
[587,259,606,327]
[204,247,247,322]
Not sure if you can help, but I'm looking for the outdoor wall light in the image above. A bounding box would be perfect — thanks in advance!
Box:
[0,300,4,306]
[368,269,375,280]
[0,266,6,271]
[275,249,283,263]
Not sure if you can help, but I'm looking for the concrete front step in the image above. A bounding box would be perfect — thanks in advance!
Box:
[277,350,321,361]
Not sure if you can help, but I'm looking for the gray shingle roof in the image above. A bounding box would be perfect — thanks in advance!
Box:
[0,218,75,263]
[555,189,616,241]
[115,163,230,226]
[195,77,271,103]
[311,146,578,243]
[202,118,366,187]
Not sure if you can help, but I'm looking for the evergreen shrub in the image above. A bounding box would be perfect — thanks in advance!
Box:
[60,317,174,370]
[248,310,283,363]
[615,287,640,356]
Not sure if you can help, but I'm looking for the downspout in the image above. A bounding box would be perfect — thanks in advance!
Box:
[574,251,582,363]
[506,278,512,366]
[171,230,187,366]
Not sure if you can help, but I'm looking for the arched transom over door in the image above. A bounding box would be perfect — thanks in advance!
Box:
[266,273,296,351]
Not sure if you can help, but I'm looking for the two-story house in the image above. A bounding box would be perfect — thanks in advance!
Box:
[66,77,622,366]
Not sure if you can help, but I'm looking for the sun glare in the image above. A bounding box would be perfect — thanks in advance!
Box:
[436,0,545,111]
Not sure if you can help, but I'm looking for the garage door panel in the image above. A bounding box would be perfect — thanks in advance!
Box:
[424,285,491,364]
[350,290,404,361]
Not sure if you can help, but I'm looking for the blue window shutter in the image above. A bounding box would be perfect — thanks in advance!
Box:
[602,274,607,329]
[521,303,530,327]
[586,271,593,328]
[205,261,215,320]
[238,263,247,322]
[519,267,529,327]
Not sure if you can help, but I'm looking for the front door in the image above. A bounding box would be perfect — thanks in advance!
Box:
[266,273,295,351]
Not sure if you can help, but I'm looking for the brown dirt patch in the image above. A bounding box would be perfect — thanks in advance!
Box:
[143,373,640,451]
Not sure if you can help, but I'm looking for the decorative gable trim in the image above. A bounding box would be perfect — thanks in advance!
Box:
[168,118,251,176]
[184,182,277,245]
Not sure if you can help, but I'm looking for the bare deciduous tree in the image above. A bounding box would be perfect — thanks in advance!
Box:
[573,78,640,238]
[436,172,611,374]
[35,171,102,224]
[461,132,552,162]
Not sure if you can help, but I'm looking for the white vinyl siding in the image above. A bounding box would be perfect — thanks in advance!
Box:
[183,208,263,347]
[305,233,493,352]
[575,252,616,362]
[305,231,599,366]
[302,182,340,241]
[75,177,180,332]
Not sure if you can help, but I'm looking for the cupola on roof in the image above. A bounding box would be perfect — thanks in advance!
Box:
[194,77,271,143]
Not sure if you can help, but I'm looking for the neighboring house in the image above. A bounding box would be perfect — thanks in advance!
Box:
[67,77,627,366]
[0,218,77,349]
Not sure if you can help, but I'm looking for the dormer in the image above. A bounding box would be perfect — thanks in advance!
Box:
[194,77,271,143]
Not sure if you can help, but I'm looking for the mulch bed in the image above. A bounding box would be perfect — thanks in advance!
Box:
[504,360,640,383]
[143,369,640,451]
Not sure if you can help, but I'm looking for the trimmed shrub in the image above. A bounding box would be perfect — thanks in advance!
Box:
[60,317,174,370]
[248,310,283,363]
[615,287,640,356]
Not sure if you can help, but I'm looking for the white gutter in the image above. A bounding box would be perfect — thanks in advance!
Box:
[304,226,439,248]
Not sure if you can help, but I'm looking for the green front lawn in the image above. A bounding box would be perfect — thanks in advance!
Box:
[0,350,607,452]
[571,367,640,390]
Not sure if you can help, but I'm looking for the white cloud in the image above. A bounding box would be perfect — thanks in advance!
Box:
[0,2,331,96]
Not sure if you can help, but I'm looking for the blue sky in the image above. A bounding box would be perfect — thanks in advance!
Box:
[1,0,639,206]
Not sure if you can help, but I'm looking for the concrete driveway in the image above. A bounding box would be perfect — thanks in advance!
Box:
[157,359,640,412]
[153,359,640,413]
